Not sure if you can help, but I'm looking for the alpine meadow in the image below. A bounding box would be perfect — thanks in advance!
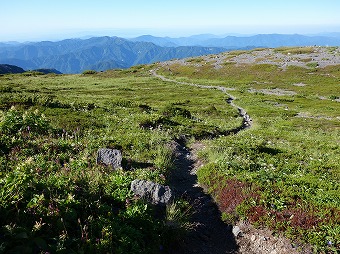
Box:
[0,46,339,254]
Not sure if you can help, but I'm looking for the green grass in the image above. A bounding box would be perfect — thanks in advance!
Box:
[157,53,340,253]
[1,47,339,253]
[0,68,241,253]
[274,46,316,55]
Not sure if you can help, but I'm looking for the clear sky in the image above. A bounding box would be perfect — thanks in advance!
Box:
[1,0,340,41]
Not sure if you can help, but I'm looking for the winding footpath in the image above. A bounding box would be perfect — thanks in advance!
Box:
[151,69,252,130]
[152,69,308,254]
[151,69,251,253]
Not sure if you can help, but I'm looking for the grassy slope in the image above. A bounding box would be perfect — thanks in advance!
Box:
[156,51,340,252]
[0,67,241,253]
[0,47,339,253]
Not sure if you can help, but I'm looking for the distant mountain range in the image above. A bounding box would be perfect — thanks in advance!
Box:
[129,33,340,48]
[129,34,224,47]
[0,36,226,74]
[1,33,340,74]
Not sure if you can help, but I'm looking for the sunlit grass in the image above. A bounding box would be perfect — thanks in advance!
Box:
[1,47,339,252]
[0,67,241,253]
[156,52,340,252]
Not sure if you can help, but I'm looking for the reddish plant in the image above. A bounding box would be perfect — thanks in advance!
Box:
[269,205,329,232]
[216,178,259,214]
[247,205,267,223]
[273,210,292,223]
[289,208,321,230]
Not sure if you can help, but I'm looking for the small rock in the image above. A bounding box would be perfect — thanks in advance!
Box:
[232,226,242,237]
[96,148,122,169]
[251,235,256,241]
[130,179,173,205]
[270,250,277,254]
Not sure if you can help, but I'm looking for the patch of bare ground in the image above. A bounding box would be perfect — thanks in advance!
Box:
[228,47,340,69]
[234,221,312,254]
[162,47,340,70]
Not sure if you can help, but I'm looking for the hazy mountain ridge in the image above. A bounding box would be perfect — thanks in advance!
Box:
[204,34,340,47]
[130,34,223,47]
[0,36,226,73]
[129,33,340,47]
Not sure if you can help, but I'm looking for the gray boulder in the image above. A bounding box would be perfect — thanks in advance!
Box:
[96,148,122,169]
[130,179,173,205]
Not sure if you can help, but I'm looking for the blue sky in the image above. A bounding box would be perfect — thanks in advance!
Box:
[1,0,340,41]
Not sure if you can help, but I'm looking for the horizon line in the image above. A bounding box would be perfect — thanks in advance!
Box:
[2,31,340,43]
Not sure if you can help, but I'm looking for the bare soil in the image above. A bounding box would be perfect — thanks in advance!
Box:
[161,46,340,70]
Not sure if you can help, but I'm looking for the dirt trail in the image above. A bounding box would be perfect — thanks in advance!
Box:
[151,69,252,130]
[152,69,246,253]
[152,70,307,254]
[167,141,238,254]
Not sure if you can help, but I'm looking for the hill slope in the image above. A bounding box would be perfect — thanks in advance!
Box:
[0,64,25,74]
[32,68,62,74]
[0,47,338,253]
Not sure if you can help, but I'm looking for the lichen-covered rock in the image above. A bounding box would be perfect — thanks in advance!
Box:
[96,148,122,169]
[130,179,173,205]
